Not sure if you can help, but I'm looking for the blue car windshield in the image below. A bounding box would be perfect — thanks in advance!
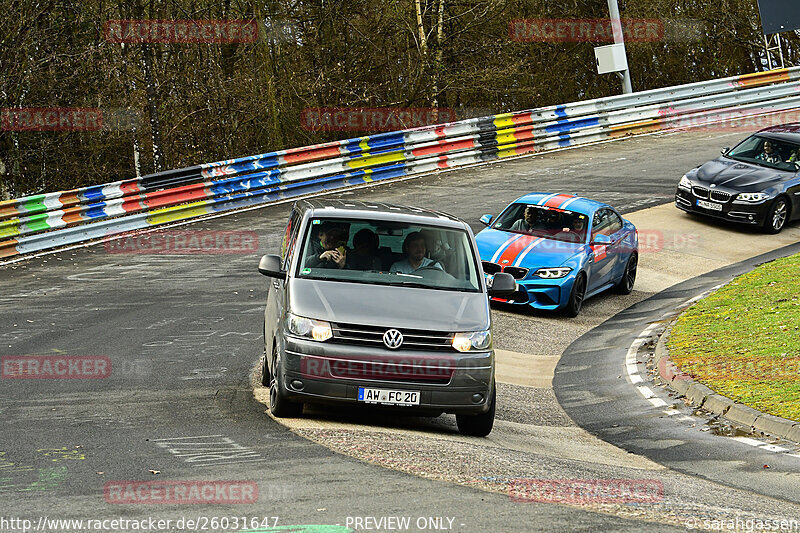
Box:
[296,218,481,292]
[727,135,800,172]
[492,204,589,243]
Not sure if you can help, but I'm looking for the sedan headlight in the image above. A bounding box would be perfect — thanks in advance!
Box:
[287,313,332,342]
[452,330,491,352]
[733,192,769,203]
[678,175,692,191]
[534,267,572,279]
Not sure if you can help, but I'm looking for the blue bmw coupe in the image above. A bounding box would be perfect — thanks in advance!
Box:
[475,193,638,317]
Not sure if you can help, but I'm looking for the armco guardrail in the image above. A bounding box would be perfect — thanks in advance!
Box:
[3,67,800,259]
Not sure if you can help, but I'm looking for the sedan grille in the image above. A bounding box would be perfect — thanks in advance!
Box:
[710,190,731,202]
[330,322,455,352]
[692,186,709,199]
[481,261,529,280]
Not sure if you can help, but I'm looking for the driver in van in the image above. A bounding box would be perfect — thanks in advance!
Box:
[390,232,444,274]
[305,222,348,269]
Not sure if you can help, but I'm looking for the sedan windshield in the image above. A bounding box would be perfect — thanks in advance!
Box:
[726,134,800,172]
[491,204,589,243]
[296,218,481,292]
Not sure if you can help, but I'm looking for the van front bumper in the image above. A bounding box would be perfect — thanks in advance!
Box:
[279,336,494,415]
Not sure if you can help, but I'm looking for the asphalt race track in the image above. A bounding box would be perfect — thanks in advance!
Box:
[1,128,799,532]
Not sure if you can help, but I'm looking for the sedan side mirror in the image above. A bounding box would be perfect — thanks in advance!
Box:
[258,254,286,280]
[591,234,611,246]
[487,272,516,297]
[479,214,493,226]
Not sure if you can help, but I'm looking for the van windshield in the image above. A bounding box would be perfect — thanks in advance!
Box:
[296,218,481,292]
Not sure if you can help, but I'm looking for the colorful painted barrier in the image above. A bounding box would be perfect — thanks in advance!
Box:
[3,67,800,259]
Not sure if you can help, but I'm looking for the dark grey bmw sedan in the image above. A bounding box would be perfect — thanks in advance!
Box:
[675,124,800,233]
[257,199,515,436]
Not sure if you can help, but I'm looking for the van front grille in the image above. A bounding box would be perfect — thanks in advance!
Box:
[330,322,455,352]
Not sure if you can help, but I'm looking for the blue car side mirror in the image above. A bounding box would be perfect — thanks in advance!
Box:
[479,214,493,226]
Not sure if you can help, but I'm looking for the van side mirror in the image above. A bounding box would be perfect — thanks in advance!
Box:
[479,214,493,226]
[258,254,286,280]
[721,146,730,155]
[487,272,516,297]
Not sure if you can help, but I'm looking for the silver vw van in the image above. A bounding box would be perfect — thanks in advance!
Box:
[258,200,515,436]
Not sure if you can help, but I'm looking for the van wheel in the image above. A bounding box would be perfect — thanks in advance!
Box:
[613,253,637,295]
[763,196,788,234]
[564,273,586,318]
[456,384,495,437]
[269,347,303,418]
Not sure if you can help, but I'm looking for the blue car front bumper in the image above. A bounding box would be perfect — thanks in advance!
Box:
[489,275,575,310]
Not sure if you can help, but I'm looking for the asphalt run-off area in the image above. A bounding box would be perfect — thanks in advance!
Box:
[2,127,800,532]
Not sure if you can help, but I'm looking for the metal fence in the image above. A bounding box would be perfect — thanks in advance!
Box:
[3,67,800,259]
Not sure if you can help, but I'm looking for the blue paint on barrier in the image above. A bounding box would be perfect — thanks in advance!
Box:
[82,186,107,202]
[545,116,600,134]
[554,106,568,118]
[85,202,109,218]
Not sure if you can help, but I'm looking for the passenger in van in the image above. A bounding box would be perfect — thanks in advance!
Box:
[390,232,444,274]
[305,222,348,269]
[345,229,382,270]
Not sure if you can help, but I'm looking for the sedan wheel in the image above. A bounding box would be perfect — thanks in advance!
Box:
[764,197,788,234]
[564,273,586,318]
[613,254,637,295]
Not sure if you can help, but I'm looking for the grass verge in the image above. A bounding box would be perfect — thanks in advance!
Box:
[667,253,800,422]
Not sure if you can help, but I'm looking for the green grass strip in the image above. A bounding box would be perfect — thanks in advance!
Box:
[668,253,800,422]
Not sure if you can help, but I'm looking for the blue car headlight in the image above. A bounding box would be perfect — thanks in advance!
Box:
[534,267,572,279]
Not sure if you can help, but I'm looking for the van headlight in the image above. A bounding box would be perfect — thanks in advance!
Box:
[534,267,572,279]
[733,192,769,203]
[452,330,491,352]
[678,175,692,191]
[287,313,332,342]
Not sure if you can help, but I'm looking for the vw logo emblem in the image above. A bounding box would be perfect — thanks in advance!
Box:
[383,329,403,349]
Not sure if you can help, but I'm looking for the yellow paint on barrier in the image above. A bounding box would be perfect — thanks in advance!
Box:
[147,200,213,225]
[496,132,519,145]
[609,119,664,137]
[358,137,371,153]
[736,68,789,88]
[362,168,374,183]
[0,219,21,239]
[346,152,405,170]
[493,115,515,129]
